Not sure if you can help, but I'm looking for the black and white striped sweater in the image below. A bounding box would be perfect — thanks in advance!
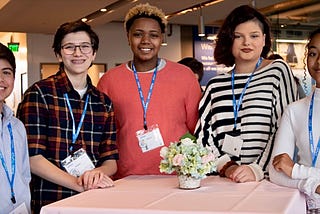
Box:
[195,59,298,180]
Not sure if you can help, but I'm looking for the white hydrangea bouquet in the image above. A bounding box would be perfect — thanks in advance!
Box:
[159,133,217,180]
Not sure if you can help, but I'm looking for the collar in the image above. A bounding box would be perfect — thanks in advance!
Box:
[1,104,13,124]
[55,68,98,98]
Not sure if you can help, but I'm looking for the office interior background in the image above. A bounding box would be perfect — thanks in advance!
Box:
[0,0,319,112]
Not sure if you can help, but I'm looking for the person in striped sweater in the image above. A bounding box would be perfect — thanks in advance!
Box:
[195,5,298,183]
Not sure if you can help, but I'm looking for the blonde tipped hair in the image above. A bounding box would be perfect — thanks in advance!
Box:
[124,3,167,33]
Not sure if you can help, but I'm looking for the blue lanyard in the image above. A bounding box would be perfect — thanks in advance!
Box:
[132,60,158,130]
[0,123,16,204]
[231,57,262,130]
[64,93,89,152]
[308,92,320,167]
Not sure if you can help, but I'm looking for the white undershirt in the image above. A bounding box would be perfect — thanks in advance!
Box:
[76,86,88,98]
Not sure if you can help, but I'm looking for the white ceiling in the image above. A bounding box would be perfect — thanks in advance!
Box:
[0,0,319,34]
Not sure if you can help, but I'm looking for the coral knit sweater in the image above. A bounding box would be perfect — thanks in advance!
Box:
[98,59,202,179]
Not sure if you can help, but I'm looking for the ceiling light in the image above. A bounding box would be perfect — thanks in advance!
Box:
[161,33,168,46]
[78,0,137,23]
[0,0,10,10]
[276,39,307,44]
[166,0,224,19]
[206,34,217,41]
[198,6,205,37]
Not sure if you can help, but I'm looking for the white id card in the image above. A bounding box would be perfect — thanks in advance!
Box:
[222,133,243,157]
[307,198,316,209]
[136,124,164,153]
[9,202,28,214]
[61,148,95,177]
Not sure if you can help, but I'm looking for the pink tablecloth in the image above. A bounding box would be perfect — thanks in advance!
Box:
[40,175,306,214]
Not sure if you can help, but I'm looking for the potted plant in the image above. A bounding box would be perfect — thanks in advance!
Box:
[159,133,217,189]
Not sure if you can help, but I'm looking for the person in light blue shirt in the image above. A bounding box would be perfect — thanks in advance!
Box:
[0,42,31,214]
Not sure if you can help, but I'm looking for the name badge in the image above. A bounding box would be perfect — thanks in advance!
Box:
[61,148,95,177]
[222,130,243,157]
[307,198,316,209]
[136,124,164,153]
[9,202,28,214]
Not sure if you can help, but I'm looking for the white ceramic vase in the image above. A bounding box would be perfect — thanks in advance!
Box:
[178,175,201,189]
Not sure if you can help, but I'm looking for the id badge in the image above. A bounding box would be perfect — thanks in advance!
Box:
[307,198,316,209]
[9,202,28,214]
[222,130,243,157]
[61,148,95,177]
[136,124,164,153]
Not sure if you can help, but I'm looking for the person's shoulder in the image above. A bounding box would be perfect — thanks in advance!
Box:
[9,114,27,132]
[267,58,290,69]
[100,63,128,80]
[286,95,310,112]
[201,73,230,92]
[208,72,230,82]
[91,86,113,107]
[106,63,128,74]
[25,75,56,95]
[164,59,196,77]
[98,63,129,91]
[7,115,28,145]
[166,59,191,70]
[261,58,292,77]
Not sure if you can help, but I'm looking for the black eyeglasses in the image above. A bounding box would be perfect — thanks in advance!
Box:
[61,42,93,55]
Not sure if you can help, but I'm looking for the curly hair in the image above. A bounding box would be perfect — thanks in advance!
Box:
[124,3,167,33]
[214,5,271,67]
[307,28,320,49]
[303,28,320,93]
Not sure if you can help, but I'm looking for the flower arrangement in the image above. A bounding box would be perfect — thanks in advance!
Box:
[159,133,217,179]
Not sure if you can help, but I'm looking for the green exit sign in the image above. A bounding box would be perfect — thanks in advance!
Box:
[7,42,19,52]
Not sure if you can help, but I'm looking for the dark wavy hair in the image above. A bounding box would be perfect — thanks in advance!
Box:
[214,5,271,67]
[0,42,16,77]
[52,20,99,57]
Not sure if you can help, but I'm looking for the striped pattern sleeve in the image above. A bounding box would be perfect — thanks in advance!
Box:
[256,60,297,177]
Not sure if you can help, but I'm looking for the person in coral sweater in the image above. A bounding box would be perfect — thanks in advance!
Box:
[97,3,201,179]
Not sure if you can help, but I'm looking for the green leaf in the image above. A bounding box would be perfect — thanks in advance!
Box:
[180,132,196,143]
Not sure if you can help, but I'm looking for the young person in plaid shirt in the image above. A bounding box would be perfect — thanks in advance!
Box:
[17,20,118,213]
